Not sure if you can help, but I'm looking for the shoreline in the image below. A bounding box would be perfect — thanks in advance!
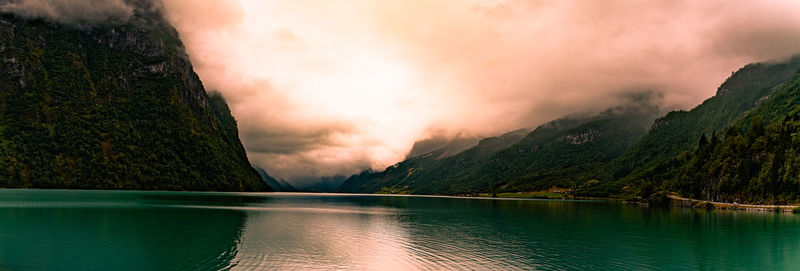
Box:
[465,191,800,213]
[3,188,798,212]
[666,195,798,213]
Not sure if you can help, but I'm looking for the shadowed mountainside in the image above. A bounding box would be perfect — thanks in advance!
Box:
[0,0,269,191]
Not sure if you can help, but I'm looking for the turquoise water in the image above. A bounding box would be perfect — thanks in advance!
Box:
[0,190,798,270]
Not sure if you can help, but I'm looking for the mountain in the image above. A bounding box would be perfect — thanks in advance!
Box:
[255,167,296,192]
[337,101,661,195]
[0,1,269,191]
[594,56,800,196]
[336,129,528,194]
[302,176,347,192]
[337,56,800,199]
[404,102,659,195]
[405,133,480,159]
[471,103,659,193]
[663,68,800,204]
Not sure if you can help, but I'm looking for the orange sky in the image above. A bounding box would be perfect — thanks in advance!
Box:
[157,0,800,185]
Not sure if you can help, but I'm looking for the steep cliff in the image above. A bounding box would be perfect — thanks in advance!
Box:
[0,0,269,191]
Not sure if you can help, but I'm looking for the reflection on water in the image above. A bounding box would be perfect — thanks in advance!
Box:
[1,190,800,270]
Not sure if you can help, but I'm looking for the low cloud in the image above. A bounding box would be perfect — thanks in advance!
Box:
[0,0,134,26]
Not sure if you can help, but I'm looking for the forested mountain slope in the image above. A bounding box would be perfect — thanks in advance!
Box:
[402,104,659,195]
[338,103,658,195]
[0,0,269,191]
[336,129,528,194]
[664,69,800,204]
[611,57,800,181]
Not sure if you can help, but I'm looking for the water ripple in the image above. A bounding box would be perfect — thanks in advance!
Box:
[2,190,800,270]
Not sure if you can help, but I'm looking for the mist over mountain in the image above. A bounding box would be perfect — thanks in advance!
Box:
[300,176,347,193]
[0,0,136,26]
[337,55,800,204]
[337,96,660,194]
[406,133,483,160]
[610,56,800,185]
[336,127,531,194]
[256,167,296,192]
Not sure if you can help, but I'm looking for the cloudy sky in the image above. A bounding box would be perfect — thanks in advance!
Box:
[153,0,800,185]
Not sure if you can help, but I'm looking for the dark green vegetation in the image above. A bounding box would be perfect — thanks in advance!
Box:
[337,134,486,194]
[667,70,800,204]
[336,128,529,194]
[0,1,268,191]
[339,56,800,204]
[603,57,800,196]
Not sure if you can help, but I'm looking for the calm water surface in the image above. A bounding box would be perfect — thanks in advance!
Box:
[0,190,799,270]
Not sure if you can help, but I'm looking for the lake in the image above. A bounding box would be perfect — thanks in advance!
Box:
[0,190,798,270]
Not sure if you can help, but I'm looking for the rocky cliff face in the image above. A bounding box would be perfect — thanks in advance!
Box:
[0,0,270,191]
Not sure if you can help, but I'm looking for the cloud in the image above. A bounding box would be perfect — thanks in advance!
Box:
[0,0,134,26]
[159,0,800,184]
[365,0,800,122]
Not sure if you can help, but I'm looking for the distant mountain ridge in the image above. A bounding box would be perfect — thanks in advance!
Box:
[336,128,529,194]
[303,176,347,192]
[256,167,297,192]
[335,103,662,195]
